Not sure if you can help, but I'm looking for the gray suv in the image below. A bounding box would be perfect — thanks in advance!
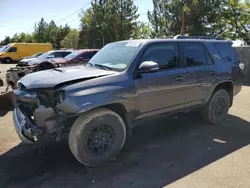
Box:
[12,37,242,166]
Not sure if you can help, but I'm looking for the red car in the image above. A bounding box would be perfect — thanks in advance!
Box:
[50,49,100,65]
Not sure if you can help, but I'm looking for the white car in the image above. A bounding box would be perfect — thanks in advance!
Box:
[20,50,72,66]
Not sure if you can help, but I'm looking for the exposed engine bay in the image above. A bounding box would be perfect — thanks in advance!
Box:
[13,87,77,143]
[11,65,116,143]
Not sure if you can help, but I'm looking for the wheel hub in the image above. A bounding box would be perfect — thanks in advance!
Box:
[214,97,226,116]
[87,124,116,156]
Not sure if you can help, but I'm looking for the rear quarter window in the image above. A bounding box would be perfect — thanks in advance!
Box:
[213,43,239,62]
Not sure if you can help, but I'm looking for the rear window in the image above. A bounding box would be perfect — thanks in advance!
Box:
[214,43,239,62]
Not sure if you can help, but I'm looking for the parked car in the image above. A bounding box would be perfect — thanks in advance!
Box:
[20,52,44,60]
[0,43,52,63]
[51,49,99,65]
[35,49,99,71]
[20,50,72,66]
[12,37,242,167]
[18,53,44,66]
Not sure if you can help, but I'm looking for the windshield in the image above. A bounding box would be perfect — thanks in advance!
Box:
[38,51,51,59]
[88,42,141,71]
[30,53,41,58]
[64,51,80,60]
[3,44,12,52]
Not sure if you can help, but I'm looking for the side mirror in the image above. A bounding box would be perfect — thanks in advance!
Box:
[137,61,159,73]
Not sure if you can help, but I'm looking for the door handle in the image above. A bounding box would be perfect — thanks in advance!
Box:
[174,75,183,81]
[209,71,216,75]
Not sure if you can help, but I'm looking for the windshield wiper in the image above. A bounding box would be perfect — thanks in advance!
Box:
[93,64,113,70]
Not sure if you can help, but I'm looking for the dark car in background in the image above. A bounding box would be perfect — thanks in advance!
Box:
[18,50,72,66]
[51,49,99,65]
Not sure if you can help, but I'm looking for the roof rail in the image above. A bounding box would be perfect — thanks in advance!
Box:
[173,35,224,40]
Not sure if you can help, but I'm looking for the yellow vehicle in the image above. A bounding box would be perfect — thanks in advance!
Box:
[0,43,52,63]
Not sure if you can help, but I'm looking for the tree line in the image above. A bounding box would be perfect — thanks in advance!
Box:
[1,0,250,49]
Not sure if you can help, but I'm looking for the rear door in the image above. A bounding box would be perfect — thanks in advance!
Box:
[135,42,186,118]
[180,42,217,106]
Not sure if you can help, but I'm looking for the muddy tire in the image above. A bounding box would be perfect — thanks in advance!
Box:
[69,108,126,167]
[202,89,230,124]
[4,57,12,64]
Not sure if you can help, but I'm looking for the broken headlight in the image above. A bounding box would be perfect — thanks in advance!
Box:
[53,90,65,106]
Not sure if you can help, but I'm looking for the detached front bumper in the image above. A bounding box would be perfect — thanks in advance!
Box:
[13,108,35,144]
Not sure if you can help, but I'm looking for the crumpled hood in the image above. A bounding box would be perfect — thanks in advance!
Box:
[28,59,44,65]
[20,57,38,63]
[20,66,116,89]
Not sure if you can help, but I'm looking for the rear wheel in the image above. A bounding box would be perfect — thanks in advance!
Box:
[69,108,126,167]
[202,89,230,124]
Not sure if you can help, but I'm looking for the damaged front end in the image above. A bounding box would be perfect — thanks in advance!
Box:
[12,85,75,144]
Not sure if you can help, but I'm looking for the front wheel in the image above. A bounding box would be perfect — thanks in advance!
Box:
[69,108,126,167]
[202,89,230,124]
[4,57,12,64]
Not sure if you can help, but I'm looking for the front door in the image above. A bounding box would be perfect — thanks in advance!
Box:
[134,42,186,119]
[7,46,19,60]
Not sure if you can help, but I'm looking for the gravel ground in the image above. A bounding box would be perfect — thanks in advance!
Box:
[0,63,250,188]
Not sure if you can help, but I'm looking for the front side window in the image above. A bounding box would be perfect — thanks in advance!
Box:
[182,42,206,67]
[140,42,180,70]
[214,43,239,62]
[8,47,17,52]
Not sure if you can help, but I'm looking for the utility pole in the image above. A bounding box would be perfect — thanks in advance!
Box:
[181,5,185,35]
[120,0,123,40]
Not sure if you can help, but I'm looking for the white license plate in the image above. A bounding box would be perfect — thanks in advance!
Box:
[17,108,26,127]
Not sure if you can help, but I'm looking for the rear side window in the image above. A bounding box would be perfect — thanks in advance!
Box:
[214,43,239,62]
[182,42,206,67]
[140,42,180,70]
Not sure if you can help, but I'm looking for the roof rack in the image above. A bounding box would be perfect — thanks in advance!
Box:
[173,35,224,40]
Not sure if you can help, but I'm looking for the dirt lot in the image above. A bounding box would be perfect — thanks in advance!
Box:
[0,63,250,188]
